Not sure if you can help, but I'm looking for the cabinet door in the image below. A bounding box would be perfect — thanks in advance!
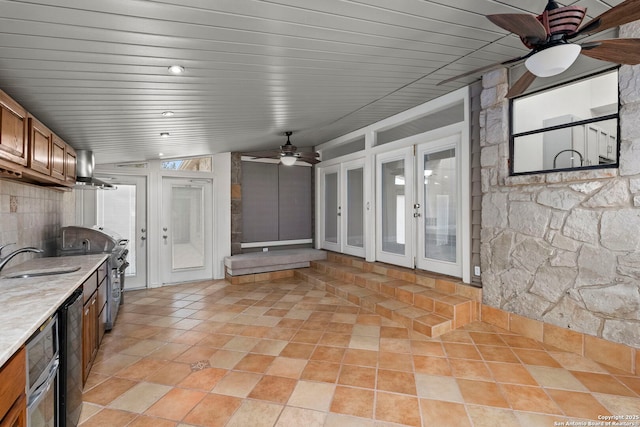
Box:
[65,145,77,184]
[0,91,28,166]
[0,394,26,427]
[82,294,97,384]
[28,117,52,175]
[50,135,65,180]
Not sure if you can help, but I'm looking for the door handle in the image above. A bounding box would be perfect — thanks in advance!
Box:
[163,235,168,240]
[141,236,146,241]
[413,212,421,218]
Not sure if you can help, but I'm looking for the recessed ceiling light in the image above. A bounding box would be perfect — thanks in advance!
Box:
[159,152,164,157]
[161,111,175,117]
[167,65,185,74]
[160,132,170,138]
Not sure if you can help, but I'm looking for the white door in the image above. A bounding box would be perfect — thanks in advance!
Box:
[320,165,341,252]
[161,177,213,284]
[96,175,147,289]
[416,135,462,277]
[342,160,365,258]
[376,147,414,268]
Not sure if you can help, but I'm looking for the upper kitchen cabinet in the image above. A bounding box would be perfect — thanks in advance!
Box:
[28,116,53,176]
[51,134,66,181]
[65,144,77,184]
[0,90,28,167]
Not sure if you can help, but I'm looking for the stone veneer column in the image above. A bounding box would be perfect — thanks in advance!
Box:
[480,22,640,348]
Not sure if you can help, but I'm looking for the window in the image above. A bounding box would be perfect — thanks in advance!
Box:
[161,156,212,172]
[510,69,618,175]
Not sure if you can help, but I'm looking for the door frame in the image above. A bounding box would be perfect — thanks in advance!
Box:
[160,176,214,285]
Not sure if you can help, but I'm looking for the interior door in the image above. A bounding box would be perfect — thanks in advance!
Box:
[416,135,462,277]
[320,165,341,252]
[96,174,147,289]
[376,147,414,268]
[161,177,213,284]
[342,160,365,257]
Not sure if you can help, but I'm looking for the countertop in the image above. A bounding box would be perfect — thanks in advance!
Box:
[0,254,109,367]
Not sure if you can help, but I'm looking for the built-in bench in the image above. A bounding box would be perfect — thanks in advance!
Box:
[224,248,327,276]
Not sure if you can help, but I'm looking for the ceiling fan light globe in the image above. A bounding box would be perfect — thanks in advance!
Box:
[280,155,297,166]
[525,43,582,77]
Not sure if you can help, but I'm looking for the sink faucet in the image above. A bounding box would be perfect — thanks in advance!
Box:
[0,246,45,272]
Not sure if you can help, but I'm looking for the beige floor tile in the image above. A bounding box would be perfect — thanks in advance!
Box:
[208,349,246,369]
[419,398,472,427]
[465,405,520,427]
[323,413,375,427]
[415,374,464,403]
[225,400,283,427]
[287,380,336,411]
[108,382,172,413]
[212,371,262,398]
[349,335,380,351]
[265,356,307,379]
[526,365,589,391]
[275,407,326,427]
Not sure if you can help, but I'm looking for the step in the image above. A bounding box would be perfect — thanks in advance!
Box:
[294,254,481,338]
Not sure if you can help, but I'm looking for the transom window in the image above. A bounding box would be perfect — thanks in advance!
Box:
[510,69,619,175]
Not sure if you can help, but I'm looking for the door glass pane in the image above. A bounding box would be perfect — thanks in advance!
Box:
[97,184,137,275]
[346,167,364,247]
[423,149,456,262]
[171,185,204,269]
[324,172,338,244]
[381,159,405,255]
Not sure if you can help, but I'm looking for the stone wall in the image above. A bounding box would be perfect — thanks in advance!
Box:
[479,23,640,349]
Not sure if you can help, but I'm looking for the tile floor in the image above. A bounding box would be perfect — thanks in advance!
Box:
[79,276,640,427]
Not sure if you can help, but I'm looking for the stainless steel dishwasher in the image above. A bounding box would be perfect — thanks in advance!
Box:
[26,314,59,427]
[58,288,83,427]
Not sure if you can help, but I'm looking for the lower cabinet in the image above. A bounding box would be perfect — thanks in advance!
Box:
[82,261,108,385]
[0,348,26,427]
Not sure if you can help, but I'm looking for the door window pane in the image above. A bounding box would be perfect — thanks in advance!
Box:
[97,184,137,275]
[171,186,204,269]
[423,149,456,263]
[324,172,338,244]
[381,159,405,255]
[346,168,364,247]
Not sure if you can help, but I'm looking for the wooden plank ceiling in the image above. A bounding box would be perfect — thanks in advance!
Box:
[0,0,624,163]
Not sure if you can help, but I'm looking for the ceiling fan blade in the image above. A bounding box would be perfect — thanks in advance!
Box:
[571,0,640,37]
[487,14,548,43]
[438,54,529,86]
[506,71,537,98]
[297,157,321,164]
[580,38,640,64]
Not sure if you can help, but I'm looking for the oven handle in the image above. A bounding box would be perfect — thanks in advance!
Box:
[28,356,58,408]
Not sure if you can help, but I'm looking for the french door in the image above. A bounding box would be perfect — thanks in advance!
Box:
[376,148,414,267]
[320,159,366,257]
[96,175,147,289]
[161,177,213,284]
[376,134,464,277]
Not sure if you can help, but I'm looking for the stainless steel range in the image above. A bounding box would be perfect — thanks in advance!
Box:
[57,226,129,330]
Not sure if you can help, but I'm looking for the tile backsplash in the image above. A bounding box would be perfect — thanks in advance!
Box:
[0,179,75,264]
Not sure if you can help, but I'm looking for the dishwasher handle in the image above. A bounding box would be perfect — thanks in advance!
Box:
[28,355,58,408]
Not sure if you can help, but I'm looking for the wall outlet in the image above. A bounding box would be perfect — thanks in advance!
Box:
[262,247,268,252]
[474,266,481,276]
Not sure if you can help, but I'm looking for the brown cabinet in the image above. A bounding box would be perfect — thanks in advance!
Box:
[82,270,99,384]
[0,348,26,427]
[28,116,53,176]
[0,90,28,167]
[51,135,66,180]
[65,144,77,184]
[82,260,108,385]
[0,89,77,187]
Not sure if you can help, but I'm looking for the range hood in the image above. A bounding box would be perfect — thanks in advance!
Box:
[74,150,114,190]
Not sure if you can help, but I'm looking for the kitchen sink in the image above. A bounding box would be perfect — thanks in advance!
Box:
[3,266,81,279]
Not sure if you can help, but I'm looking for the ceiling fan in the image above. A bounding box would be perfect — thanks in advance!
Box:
[243,131,320,165]
[439,0,640,98]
